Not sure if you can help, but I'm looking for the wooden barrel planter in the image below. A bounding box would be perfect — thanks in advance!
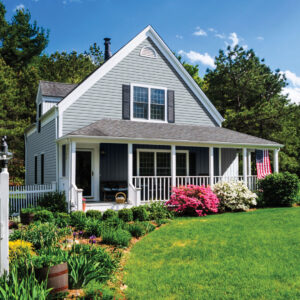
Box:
[37,262,68,294]
[20,212,35,225]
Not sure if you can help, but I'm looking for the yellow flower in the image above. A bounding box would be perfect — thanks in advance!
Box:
[9,240,36,262]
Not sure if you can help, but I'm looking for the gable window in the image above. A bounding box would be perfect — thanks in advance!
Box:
[132,85,166,122]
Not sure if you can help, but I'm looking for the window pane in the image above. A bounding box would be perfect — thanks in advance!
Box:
[176,153,187,176]
[140,152,154,176]
[134,87,148,119]
[151,89,165,120]
[157,152,171,176]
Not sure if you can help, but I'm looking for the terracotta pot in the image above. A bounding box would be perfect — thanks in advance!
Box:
[20,212,35,225]
[37,262,68,294]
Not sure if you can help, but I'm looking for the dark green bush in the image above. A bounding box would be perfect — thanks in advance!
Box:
[21,206,42,214]
[86,210,102,220]
[146,202,172,220]
[131,206,149,221]
[70,211,87,230]
[39,192,67,213]
[54,212,71,228]
[102,217,125,231]
[102,209,118,220]
[155,218,170,227]
[118,208,133,222]
[85,218,102,237]
[102,229,132,247]
[33,210,54,223]
[258,172,300,207]
[127,223,146,238]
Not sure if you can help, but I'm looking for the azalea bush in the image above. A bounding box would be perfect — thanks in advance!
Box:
[213,181,257,212]
[166,185,219,216]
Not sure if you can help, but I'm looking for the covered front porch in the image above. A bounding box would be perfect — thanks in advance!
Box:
[58,139,279,211]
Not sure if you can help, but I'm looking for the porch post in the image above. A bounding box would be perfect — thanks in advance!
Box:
[247,150,251,176]
[68,141,76,211]
[218,148,222,176]
[209,147,214,186]
[274,148,279,173]
[171,145,176,187]
[128,143,133,185]
[243,148,247,184]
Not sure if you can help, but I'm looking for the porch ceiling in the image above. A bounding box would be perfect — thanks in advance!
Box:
[64,118,283,148]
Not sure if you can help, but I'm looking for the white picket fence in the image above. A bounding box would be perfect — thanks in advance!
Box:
[9,182,56,215]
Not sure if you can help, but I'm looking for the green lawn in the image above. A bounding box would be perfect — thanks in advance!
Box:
[124,208,300,299]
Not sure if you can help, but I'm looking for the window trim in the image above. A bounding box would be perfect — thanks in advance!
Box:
[130,83,167,123]
[136,149,189,176]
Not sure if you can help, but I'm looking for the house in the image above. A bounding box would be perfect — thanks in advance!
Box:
[24,25,282,211]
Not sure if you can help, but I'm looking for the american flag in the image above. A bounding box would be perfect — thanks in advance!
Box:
[256,150,272,179]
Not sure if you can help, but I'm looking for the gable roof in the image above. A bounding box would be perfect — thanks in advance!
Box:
[66,119,283,148]
[57,25,224,128]
[40,80,78,98]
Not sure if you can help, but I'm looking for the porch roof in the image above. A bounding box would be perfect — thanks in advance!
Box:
[65,119,283,148]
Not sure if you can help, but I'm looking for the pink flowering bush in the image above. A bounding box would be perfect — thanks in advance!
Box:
[165,185,219,217]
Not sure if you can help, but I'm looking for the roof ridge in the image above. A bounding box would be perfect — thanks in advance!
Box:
[40,80,78,85]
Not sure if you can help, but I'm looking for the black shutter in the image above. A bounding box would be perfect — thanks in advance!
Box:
[62,145,66,177]
[167,90,175,123]
[41,154,44,184]
[34,156,38,184]
[122,85,130,120]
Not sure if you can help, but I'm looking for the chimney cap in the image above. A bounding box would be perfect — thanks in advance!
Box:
[104,37,111,42]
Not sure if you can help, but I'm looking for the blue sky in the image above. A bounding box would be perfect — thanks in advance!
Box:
[3,0,300,104]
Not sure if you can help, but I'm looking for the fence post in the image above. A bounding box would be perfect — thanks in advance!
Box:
[0,136,12,276]
[51,181,57,192]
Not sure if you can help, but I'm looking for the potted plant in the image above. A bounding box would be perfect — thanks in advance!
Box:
[34,248,68,294]
[20,207,42,225]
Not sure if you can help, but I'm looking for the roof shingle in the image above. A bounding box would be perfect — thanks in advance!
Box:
[40,81,78,98]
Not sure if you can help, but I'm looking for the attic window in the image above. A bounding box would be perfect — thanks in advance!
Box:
[140,46,157,58]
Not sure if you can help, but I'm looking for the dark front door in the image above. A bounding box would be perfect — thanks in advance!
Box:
[76,150,92,197]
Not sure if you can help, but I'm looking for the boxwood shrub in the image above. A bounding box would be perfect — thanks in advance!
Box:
[54,212,71,228]
[33,210,54,223]
[131,206,149,221]
[39,192,67,213]
[85,218,102,237]
[118,208,133,222]
[258,172,300,207]
[127,223,146,238]
[86,210,102,220]
[70,211,87,230]
[102,209,118,220]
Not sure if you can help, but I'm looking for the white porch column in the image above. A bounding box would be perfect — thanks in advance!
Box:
[209,147,214,186]
[128,143,133,185]
[68,141,76,211]
[243,148,247,184]
[218,148,222,176]
[274,148,279,173]
[247,150,252,176]
[171,145,176,187]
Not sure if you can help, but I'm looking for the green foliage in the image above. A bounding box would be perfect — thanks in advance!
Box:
[32,209,54,223]
[86,210,102,220]
[84,281,115,300]
[140,221,156,233]
[258,172,300,207]
[66,244,116,289]
[127,223,146,238]
[53,212,71,228]
[85,218,102,237]
[39,192,67,213]
[145,202,172,220]
[118,208,133,222]
[10,222,71,250]
[102,217,125,232]
[131,206,149,221]
[70,211,87,230]
[102,229,132,248]
[102,209,118,220]
[0,267,51,300]
[21,206,42,214]
[33,247,66,269]
[155,219,170,227]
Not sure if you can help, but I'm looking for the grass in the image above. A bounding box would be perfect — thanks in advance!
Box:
[124,208,300,299]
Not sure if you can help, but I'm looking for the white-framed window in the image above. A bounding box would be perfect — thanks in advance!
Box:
[137,149,189,176]
[131,84,167,122]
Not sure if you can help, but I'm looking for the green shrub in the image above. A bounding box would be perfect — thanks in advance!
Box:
[102,217,125,231]
[141,221,156,233]
[118,208,133,222]
[39,192,67,213]
[102,229,132,247]
[33,210,54,223]
[85,218,102,237]
[33,247,66,269]
[127,223,146,238]
[84,281,115,300]
[21,206,42,214]
[155,218,170,227]
[86,210,102,220]
[10,222,71,250]
[102,209,118,220]
[70,211,87,230]
[54,212,71,228]
[258,172,300,207]
[146,202,172,220]
[131,206,149,221]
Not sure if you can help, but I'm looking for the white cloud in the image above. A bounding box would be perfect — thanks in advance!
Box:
[215,33,226,39]
[14,4,25,11]
[282,70,300,86]
[176,34,183,39]
[228,32,239,48]
[257,36,264,40]
[178,50,215,68]
[281,70,300,104]
[208,28,216,32]
[193,27,207,36]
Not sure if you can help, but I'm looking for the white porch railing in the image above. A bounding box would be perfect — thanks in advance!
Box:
[71,184,83,212]
[9,182,56,215]
[133,175,258,202]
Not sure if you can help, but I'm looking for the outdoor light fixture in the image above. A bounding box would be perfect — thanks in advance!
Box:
[0,136,13,169]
